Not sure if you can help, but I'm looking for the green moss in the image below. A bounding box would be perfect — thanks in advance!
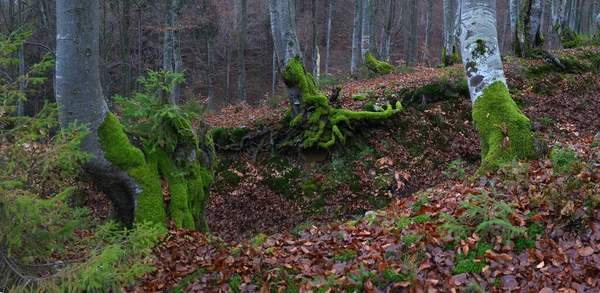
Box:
[352,94,367,101]
[250,233,268,246]
[98,113,166,226]
[333,248,357,262]
[475,39,486,55]
[365,51,393,75]
[402,233,419,246]
[411,214,433,223]
[382,269,413,283]
[284,57,401,149]
[230,128,246,141]
[472,82,536,173]
[453,242,493,274]
[442,47,448,66]
[452,44,461,64]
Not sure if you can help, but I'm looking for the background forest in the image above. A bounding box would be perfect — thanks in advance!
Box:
[2,0,600,292]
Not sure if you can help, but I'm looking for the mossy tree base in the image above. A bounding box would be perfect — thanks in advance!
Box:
[97,112,214,231]
[472,82,536,173]
[365,52,394,75]
[283,57,401,149]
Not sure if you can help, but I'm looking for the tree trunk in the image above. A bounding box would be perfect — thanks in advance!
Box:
[386,0,396,61]
[351,0,362,76]
[56,0,158,226]
[510,0,519,53]
[423,0,432,61]
[325,0,333,75]
[121,0,132,99]
[459,0,536,172]
[516,0,544,57]
[237,0,248,104]
[402,0,409,61]
[442,0,456,65]
[269,0,303,117]
[205,31,214,110]
[361,0,371,58]
[312,0,319,82]
[163,0,183,105]
[409,0,418,65]
[369,0,379,55]
[16,0,25,116]
[272,44,277,97]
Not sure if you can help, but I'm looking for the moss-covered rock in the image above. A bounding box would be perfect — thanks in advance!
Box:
[472,82,536,172]
[365,52,394,75]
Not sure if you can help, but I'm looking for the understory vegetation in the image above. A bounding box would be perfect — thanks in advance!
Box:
[2,29,600,291]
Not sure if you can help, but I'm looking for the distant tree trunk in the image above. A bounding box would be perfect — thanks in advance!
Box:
[272,45,277,96]
[205,30,215,110]
[386,0,396,61]
[424,0,433,61]
[237,0,248,104]
[325,0,333,75]
[510,0,519,53]
[361,0,371,58]
[121,0,132,99]
[409,0,418,65]
[351,0,362,76]
[312,0,319,82]
[369,0,379,55]
[460,0,536,172]
[17,0,25,116]
[501,0,510,51]
[516,0,544,57]
[442,0,456,65]
[402,0,409,61]
[163,0,182,105]
[597,13,600,31]
[269,0,303,117]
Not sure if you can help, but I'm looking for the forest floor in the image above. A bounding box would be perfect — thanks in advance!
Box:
[134,47,600,292]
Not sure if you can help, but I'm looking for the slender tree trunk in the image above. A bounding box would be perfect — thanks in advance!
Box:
[501,0,510,52]
[205,30,214,110]
[312,0,319,82]
[510,0,519,53]
[517,0,543,57]
[369,0,379,55]
[423,0,433,61]
[386,0,396,61]
[269,0,303,117]
[17,0,25,116]
[442,0,456,65]
[272,44,277,97]
[121,0,132,98]
[361,0,371,58]
[403,0,409,61]
[325,0,333,75]
[409,0,418,65]
[460,0,536,172]
[237,0,248,104]
[351,0,362,76]
[163,1,174,74]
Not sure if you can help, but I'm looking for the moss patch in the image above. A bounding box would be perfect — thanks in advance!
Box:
[283,57,401,149]
[472,82,536,173]
[98,113,166,226]
[365,51,393,75]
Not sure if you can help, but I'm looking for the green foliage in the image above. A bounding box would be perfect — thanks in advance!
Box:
[112,69,193,153]
[411,214,433,223]
[45,221,165,292]
[443,158,468,180]
[402,233,420,246]
[333,249,357,262]
[0,27,54,120]
[382,269,413,283]
[438,190,525,242]
[550,147,580,174]
[411,194,429,212]
[250,233,268,246]
[453,242,493,274]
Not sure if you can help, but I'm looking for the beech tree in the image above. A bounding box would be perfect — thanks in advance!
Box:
[515,0,544,57]
[459,0,538,171]
[55,0,213,230]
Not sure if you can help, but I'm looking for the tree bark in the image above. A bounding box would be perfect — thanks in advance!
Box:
[237,0,248,104]
[120,0,132,99]
[516,0,544,57]
[423,0,432,61]
[17,0,25,116]
[409,0,418,65]
[361,0,371,59]
[163,0,182,105]
[56,0,153,226]
[386,0,396,61]
[510,0,519,53]
[312,0,319,82]
[351,0,362,76]
[269,0,303,117]
[442,0,456,65]
[460,0,536,172]
[325,0,333,75]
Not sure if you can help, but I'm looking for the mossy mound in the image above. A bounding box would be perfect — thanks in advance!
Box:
[472,82,536,173]
[365,52,394,75]
[442,45,461,67]
[283,57,401,149]
[98,112,214,231]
